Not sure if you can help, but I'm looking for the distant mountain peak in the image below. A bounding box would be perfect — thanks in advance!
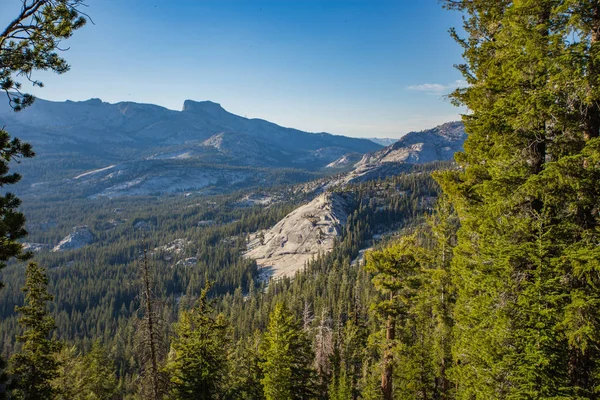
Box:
[432,120,464,136]
[0,95,383,198]
[332,121,466,186]
[391,121,464,150]
[65,98,104,106]
[182,100,226,114]
[83,98,103,105]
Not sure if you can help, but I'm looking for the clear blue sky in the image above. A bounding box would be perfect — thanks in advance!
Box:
[1,0,466,138]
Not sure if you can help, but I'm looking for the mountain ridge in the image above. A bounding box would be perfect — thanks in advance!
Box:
[0,96,381,198]
[328,121,465,186]
[0,97,465,199]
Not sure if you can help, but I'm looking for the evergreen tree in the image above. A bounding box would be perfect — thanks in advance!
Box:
[52,346,81,400]
[439,0,600,397]
[8,262,62,400]
[228,331,265,400]
[340,319,368,400]
[165,283,230,400]
[0,2,86,389]
[80,341,119,399]
[419,197,457,399]
[260,302,318,400]
[366,237,422,400]
[0,357,8,400]
[53,342,118,400]
[328,366,352,400]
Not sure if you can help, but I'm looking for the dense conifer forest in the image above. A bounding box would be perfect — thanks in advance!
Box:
[0,165,442,398]
[1,0,599,399]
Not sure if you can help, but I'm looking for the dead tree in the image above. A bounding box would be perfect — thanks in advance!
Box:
[314,308,334,380]
[135,240,169,400]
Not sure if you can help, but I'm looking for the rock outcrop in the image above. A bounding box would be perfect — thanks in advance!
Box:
[52,226,95,252]
[245,192,354,280]
[324,153,362,169]
[23,242,51,252]
[337,121,465,185]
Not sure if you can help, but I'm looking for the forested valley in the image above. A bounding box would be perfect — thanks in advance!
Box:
[0,164,444,398]
[1,0,600,399]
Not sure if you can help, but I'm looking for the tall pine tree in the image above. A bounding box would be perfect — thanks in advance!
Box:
[0,0,87,288]
[439,0,600,397]
[135,243,169,400]
[8,262,62,400]
[165,283,230,400]
[52,342,119,400]
[260,302,318,400]
[366,236,422,400]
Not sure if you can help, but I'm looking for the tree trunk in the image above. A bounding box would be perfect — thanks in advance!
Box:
[382,314,395,400]
[441,359,449,400]
[568,347,595,399]
[141,245,161,400]
[585,5,600,141]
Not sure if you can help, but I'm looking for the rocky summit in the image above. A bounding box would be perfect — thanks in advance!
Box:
[337,121,465,184]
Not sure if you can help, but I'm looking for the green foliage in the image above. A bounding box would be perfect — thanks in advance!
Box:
[365,197,457,399]
[227,331,265,400]
[0,1,596,398]
[439,0,600,397]
[260,302,318,400]
[53,342,119,400]
[0,356,8,400]
[8,262,61,400]
[0,161,444,398]
[328,367,352,400]
[52,346,83,400]
[0,0,87,110]
[367,236,422,316]
[0,129,34,291]
[165,283,230,400]
[366,236,422,400]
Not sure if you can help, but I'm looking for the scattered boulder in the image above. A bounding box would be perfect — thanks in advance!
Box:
[197,220,216,227]
[175,257,198,268]
[235,193,282,208]
[154,239,191,255]
[134,220,154,231]
[22,242,51,252]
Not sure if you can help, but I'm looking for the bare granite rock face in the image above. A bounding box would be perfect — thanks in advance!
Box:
[154,239,191,256]
[338,121,465,185]
[52,226,95,252]
[22,242,52,252]
[235,192,283,208]
[245,192,354,280]
[324,152,362,169]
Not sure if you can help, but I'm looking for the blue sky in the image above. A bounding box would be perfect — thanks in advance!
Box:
[1,0,466,138]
